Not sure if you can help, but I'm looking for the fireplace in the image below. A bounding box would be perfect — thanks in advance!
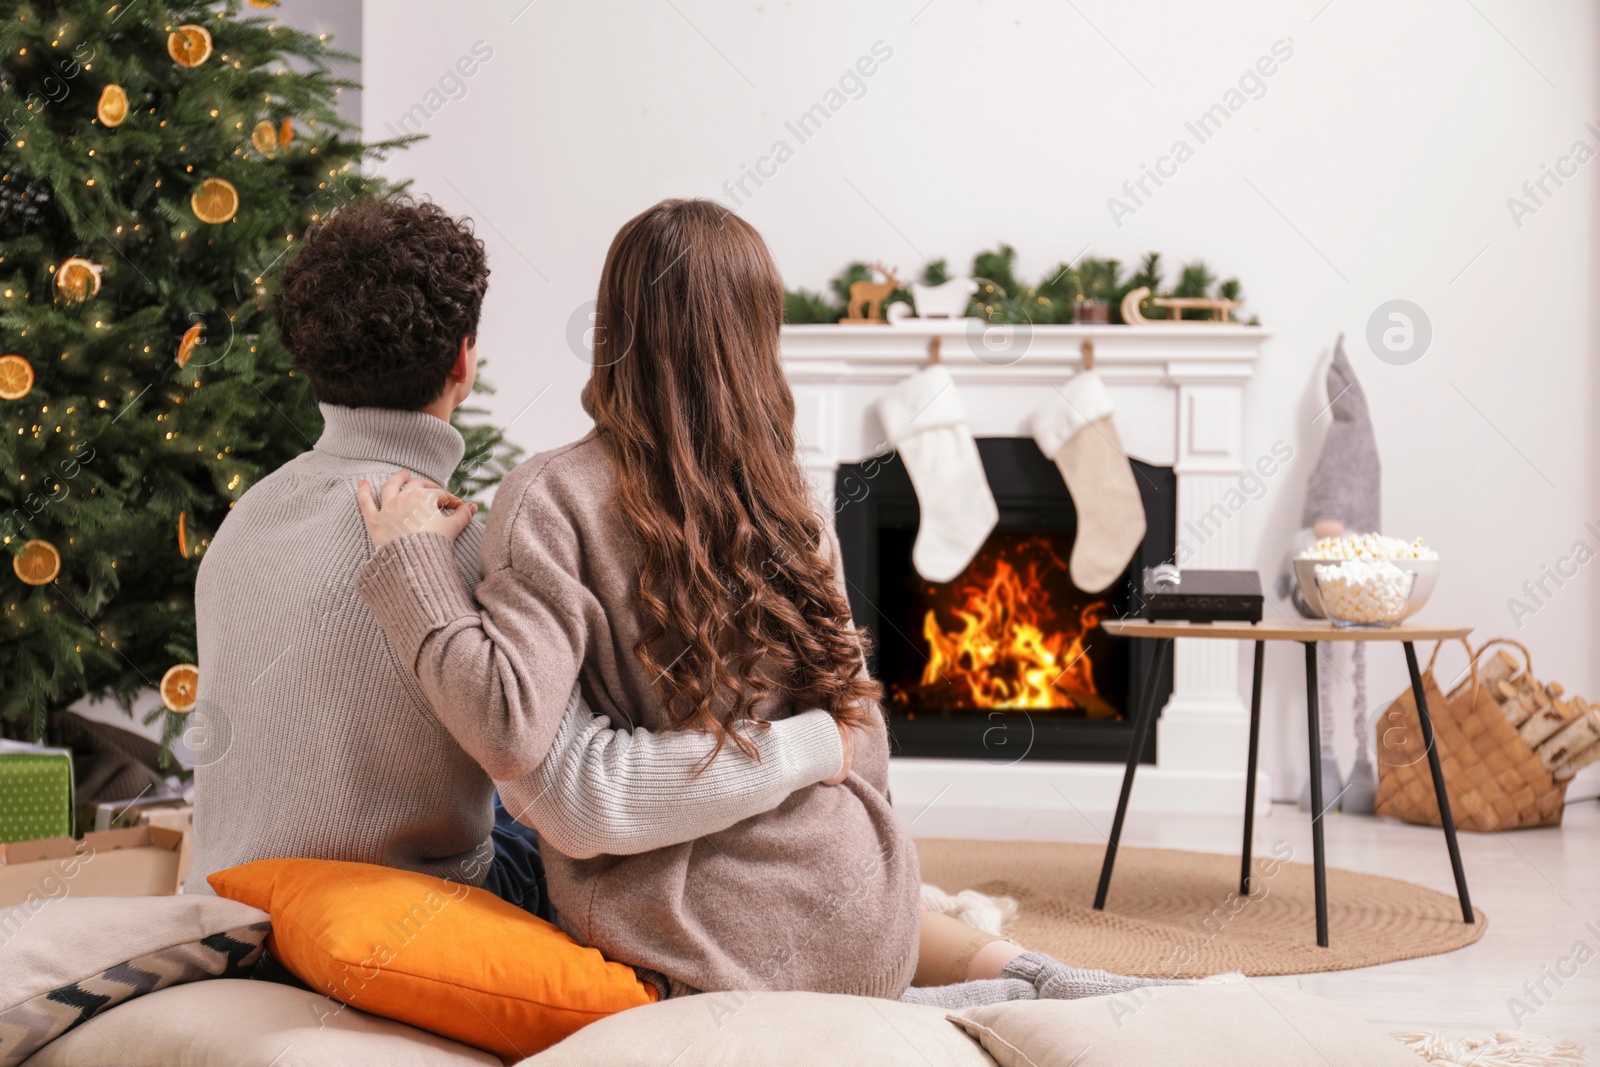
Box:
[783,321,1271,818]
[836,437,1176,763]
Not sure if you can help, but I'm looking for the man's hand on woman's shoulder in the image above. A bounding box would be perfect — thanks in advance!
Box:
[357,469,477,550]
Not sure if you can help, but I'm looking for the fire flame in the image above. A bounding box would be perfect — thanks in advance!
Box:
[917,545,1107,712]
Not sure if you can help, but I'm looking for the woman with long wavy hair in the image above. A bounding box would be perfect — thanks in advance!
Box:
[356,198,1192,1005]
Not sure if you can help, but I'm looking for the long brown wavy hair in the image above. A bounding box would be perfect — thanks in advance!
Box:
[582,199,881,757]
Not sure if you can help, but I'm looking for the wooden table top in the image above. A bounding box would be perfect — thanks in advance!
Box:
[1100,618,1472,642]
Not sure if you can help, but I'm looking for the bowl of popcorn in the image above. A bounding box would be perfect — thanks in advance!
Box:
[1293,534,1440,628]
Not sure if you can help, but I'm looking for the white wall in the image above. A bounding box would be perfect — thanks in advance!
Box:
[273,0,362,125]
[362,0,1600,802]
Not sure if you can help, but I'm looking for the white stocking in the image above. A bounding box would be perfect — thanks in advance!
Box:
[877,365,998,583]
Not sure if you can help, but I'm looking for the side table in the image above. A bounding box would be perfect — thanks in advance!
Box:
[1096,619,1476,947]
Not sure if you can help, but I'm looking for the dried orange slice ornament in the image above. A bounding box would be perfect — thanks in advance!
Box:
[12,539,61,586]
[54,258,103,303]
[279,117,293,145]
[250,120,277,154]
[177,511,190,558]
[248,0,278,7]
[176,323,204,367]
[97,84,130,127]
[191,177,239,224]
[0,354,34,400]
[160,663,201,713]
[167,24,213,68]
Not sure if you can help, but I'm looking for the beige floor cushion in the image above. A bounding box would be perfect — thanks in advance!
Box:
[526,990,996,1066]
[949,984,1428,1067]
[1,895,269,1067]
[22,980,497,1067]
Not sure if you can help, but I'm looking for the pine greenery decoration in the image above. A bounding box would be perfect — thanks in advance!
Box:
[784,247,1254,326]
[783,259,910,324]
[0,1,518,743]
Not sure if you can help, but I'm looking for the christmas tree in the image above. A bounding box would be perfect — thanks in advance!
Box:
[0,1,517,743]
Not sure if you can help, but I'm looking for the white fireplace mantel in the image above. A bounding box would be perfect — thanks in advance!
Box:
[781,321,1273,819]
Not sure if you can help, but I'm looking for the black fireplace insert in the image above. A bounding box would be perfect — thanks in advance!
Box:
[835,437,1176,763]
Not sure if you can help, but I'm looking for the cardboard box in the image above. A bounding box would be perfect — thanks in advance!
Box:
[0,825,187,910]
[138,805,194,889]
[81,790,189,833]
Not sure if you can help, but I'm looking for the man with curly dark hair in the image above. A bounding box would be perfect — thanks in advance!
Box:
[273,198,490,413]
[186,198,851,916]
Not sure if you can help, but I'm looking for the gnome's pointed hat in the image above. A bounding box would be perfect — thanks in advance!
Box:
[1303,335,1381,534]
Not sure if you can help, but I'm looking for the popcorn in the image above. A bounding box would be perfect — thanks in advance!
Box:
[1297,533,1437,561]
[1314,559,1416,625]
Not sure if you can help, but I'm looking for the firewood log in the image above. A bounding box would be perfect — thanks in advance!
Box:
[1519,701,1575,749]
[1537,709,1600,771]
[1496,681,1535,727]
[1503,672,1543,710]
[1552,735,1600,782]
[1479,649,1521,689]
[1450,649,1525,702]
[1508,671,1540,695]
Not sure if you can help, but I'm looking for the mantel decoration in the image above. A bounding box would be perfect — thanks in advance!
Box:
[784,246,1258,327]
[790,246,1248,587]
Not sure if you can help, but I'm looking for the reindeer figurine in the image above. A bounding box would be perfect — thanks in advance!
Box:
[840,262,902,324]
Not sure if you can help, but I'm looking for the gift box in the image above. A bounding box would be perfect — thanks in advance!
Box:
[0,741,75,844]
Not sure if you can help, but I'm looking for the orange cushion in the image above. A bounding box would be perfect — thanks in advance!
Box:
[208,859,656,1062]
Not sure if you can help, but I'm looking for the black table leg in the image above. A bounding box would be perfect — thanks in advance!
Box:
[1240,640,1265,897]
[1403,641,1475,924]
[1095,637,1171,911]
[1304,641,1329,947]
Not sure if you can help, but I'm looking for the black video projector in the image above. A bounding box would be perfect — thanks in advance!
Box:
[1139,566,1264,624]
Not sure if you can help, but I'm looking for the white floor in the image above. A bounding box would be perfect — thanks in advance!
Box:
[905,797,1600,1052]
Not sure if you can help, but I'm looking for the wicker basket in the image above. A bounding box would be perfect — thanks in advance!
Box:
[1375,638,1567,832]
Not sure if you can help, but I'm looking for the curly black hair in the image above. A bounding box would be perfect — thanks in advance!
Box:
[273,197,489,410]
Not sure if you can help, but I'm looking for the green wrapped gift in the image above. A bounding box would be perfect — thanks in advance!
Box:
[0,741,75,844]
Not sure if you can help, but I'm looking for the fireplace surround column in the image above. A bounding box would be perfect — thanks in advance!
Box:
[1160,376,1253,774]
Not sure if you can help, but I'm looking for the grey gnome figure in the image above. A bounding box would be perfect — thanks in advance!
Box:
[1275,335,1382,814]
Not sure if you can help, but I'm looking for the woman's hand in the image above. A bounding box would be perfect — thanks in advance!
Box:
[357,469,478,551]
[820,718,857,786]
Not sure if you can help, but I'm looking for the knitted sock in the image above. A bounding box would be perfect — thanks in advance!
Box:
[998,952,1195,1000]
[1351,641,1371,763]
[1343,644,1378,813]
[899,978,1038,1009]
[1299,641,1345,812]
[1319,642,1337,754]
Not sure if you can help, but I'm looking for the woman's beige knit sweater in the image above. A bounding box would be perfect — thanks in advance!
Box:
[357,433,921,999]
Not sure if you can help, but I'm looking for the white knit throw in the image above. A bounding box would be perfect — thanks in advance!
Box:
[920,883,1018,936]
[1392,1030,1586,1067]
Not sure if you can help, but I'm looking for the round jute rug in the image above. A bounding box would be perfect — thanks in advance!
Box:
[916,839,1486,977]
